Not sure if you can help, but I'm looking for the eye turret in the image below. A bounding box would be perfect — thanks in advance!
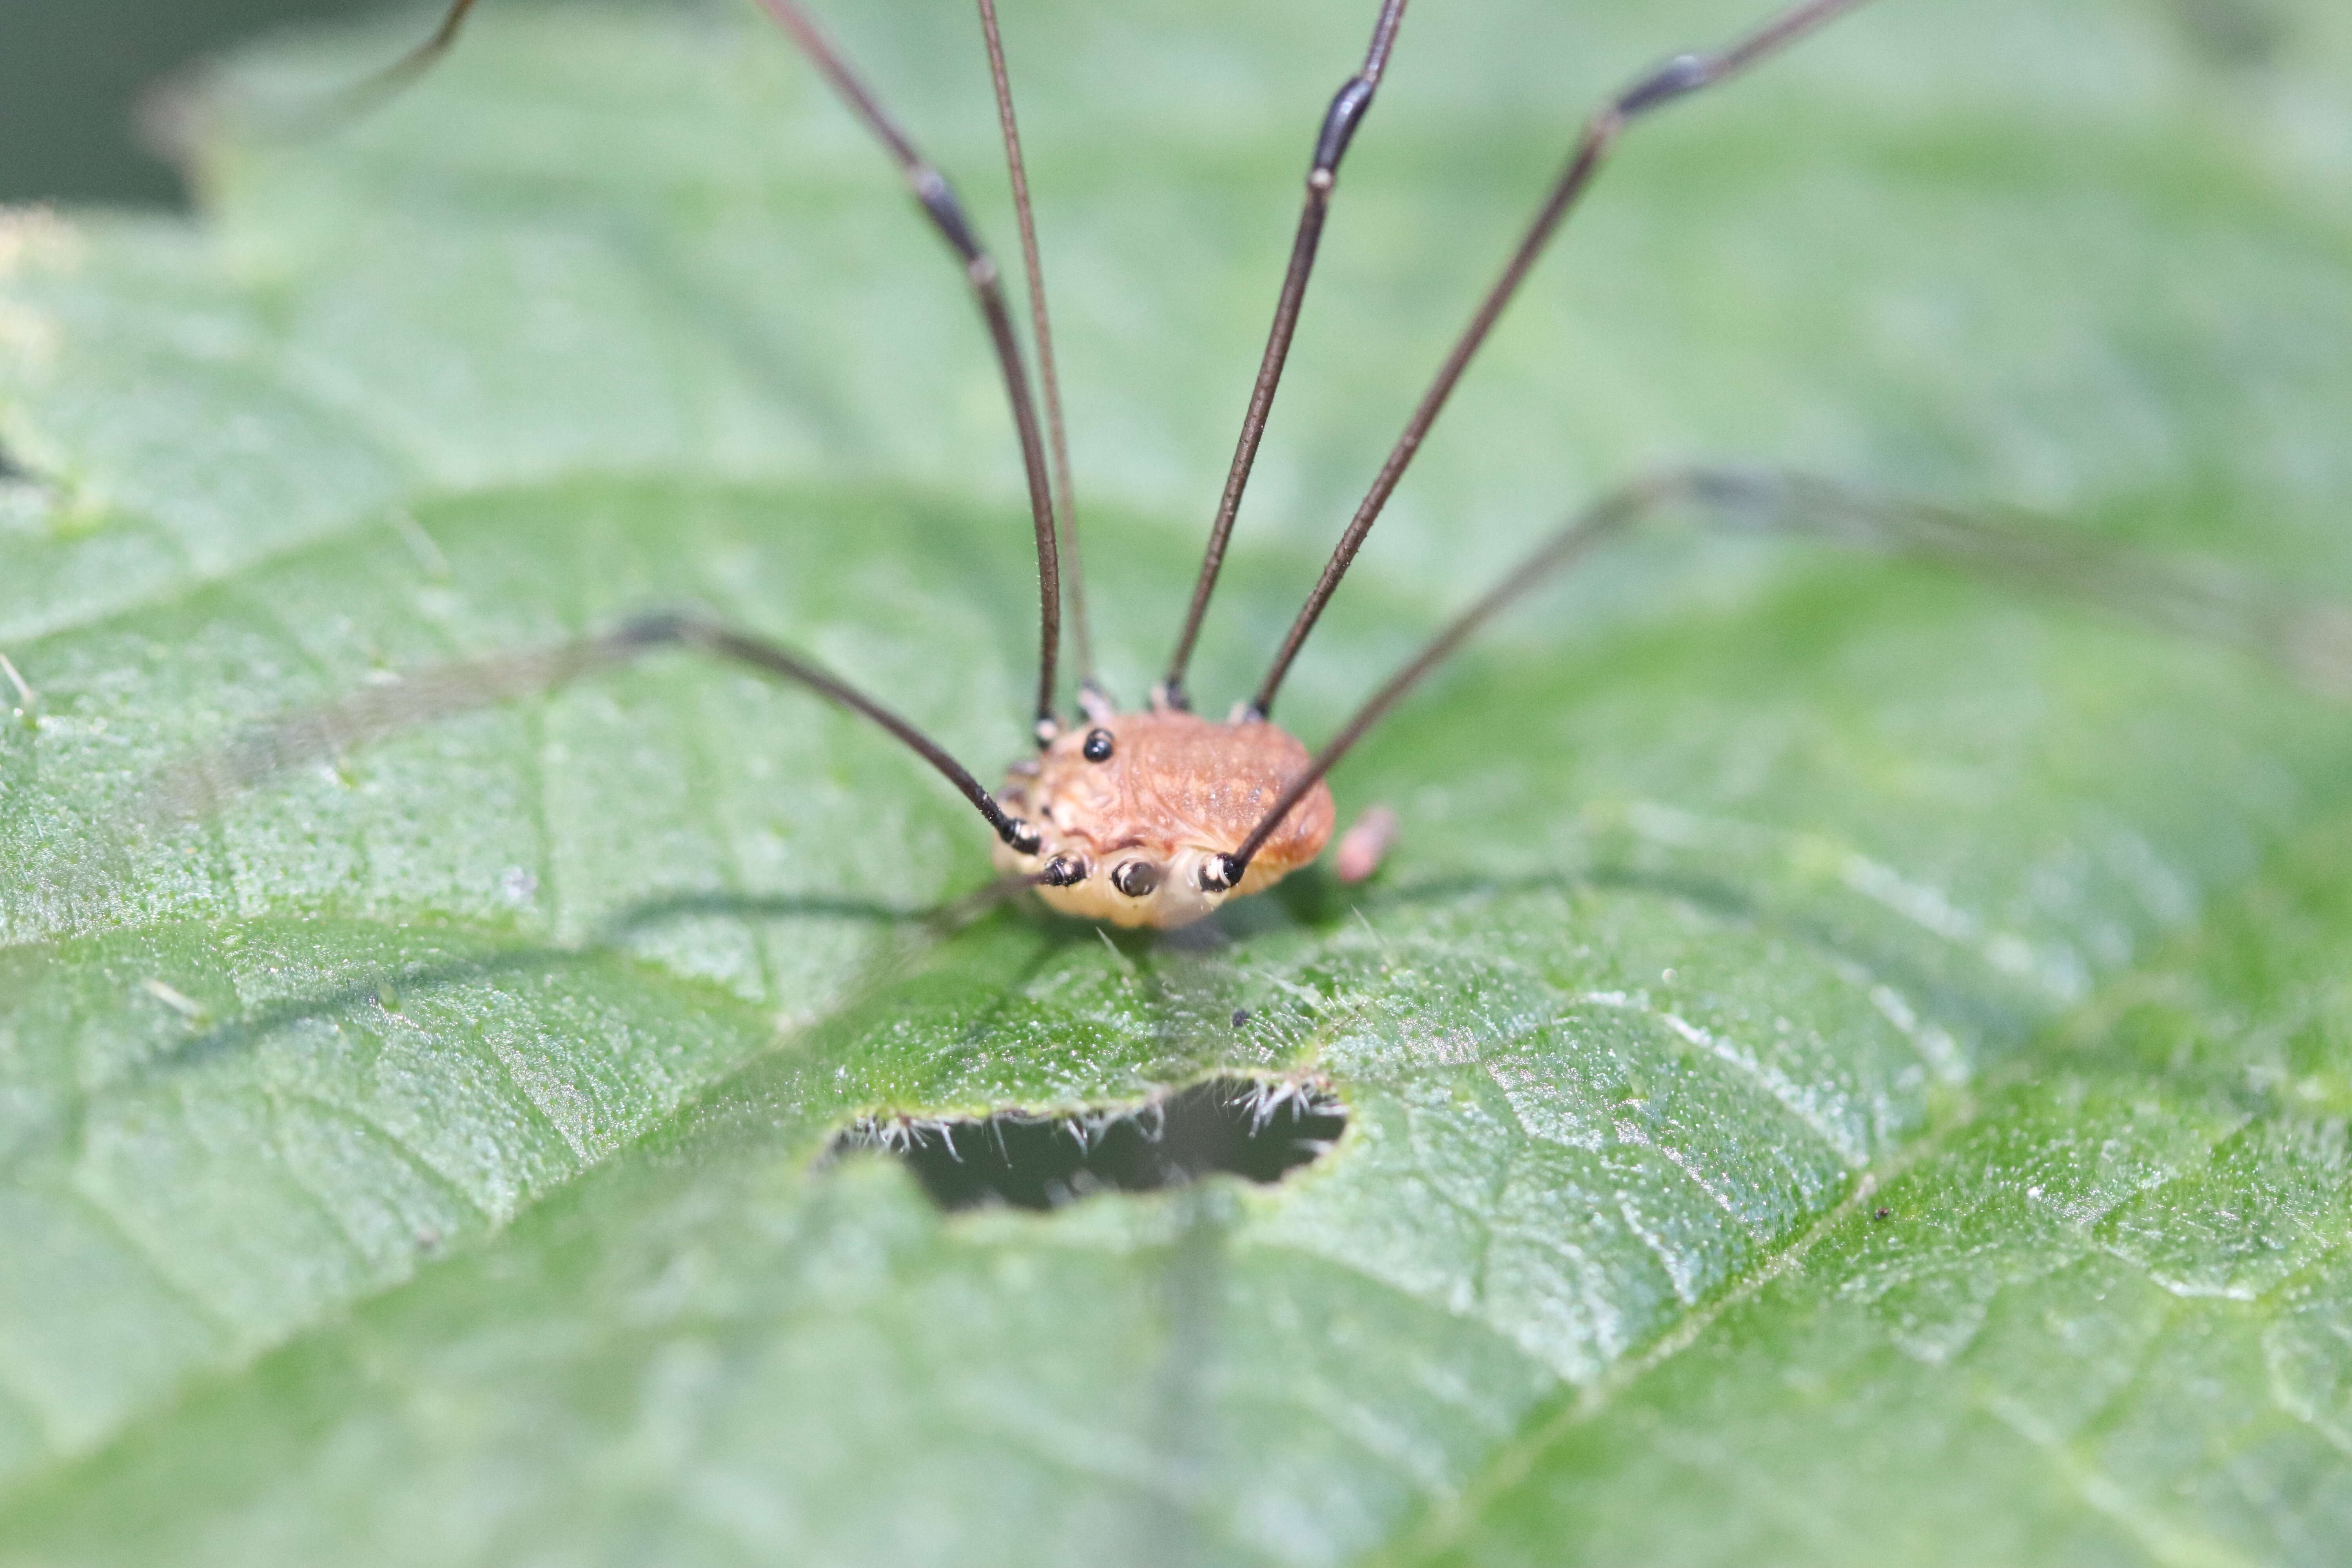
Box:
[1110,860,1160,898]
[1082,728,1115,762]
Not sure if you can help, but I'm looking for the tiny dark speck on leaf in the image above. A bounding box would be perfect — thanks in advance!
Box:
[1874,1207,1891,1221]
[1232,1008,1251,1028]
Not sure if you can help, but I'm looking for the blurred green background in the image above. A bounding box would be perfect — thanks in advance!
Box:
[0,0,2297,207]
[1,0,387,205]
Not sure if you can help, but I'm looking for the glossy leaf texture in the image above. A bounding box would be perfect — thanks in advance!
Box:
[2,0,2351,1562]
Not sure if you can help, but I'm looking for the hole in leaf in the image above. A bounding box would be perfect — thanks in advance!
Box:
[831,1076,1346,1212]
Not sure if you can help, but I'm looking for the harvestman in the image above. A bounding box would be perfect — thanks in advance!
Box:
[158,0,2351,928]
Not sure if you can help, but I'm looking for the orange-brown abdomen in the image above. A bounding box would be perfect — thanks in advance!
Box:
[992,709,1335,927]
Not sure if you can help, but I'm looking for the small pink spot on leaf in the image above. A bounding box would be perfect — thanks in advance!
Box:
[1335,804,1397,884]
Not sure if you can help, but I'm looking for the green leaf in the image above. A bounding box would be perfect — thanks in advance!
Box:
[3,0,2350,1562]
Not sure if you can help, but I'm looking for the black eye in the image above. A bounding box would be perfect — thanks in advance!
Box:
[1110,860,1160,898]
[1082,728,1114,763]
[1040,855,1088,887]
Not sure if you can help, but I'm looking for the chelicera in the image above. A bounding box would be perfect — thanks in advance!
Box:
[156,0,2346,928]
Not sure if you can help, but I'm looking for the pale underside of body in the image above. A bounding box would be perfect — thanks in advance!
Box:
[994,709,1336,927]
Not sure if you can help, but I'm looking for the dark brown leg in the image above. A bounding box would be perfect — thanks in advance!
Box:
[1247,0,1876,721]
[353,0,1073,741]
[1213,467,2352,887]
[1158,0,1412,713]
[148,611,1043,853]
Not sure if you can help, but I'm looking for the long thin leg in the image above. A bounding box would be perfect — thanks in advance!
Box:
[366,0,1069,741]
[748,0,1064,739]
[147,611,1045,854]
[1207,468,2352,888]
[1247,0,1872,720]
[270,0,481,131]
[976,0,1094,693]
[1157,0,1410,713]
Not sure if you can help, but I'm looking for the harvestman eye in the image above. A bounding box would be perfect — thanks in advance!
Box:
[144,0,2352,933]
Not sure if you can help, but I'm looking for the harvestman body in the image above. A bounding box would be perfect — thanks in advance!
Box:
[156,0,2350,928]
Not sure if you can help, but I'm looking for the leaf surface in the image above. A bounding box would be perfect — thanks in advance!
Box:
[2,0,2350,1562]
